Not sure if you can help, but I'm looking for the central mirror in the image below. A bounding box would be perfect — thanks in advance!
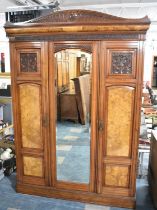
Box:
[55,48,92,184]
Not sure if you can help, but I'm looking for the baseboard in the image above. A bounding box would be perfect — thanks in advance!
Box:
[16,182,135,209]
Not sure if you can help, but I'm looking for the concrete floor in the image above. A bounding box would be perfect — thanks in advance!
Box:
[0,173,155,210]
[0,121,155,210]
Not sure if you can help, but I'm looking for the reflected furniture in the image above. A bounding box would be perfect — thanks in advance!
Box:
[5,9,150,208]
[56,51,69,93]
[73,74,91,125]
[148,130,157,208]
[152,56,157,87]
[59,90,78,122]
[59,74,91,124]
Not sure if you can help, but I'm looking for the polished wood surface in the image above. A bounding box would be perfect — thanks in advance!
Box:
[23,156,43,177]
[59,90,78,121]
[97,40,144,199]
[56,51,69,93]
[16,182,135,208]
[105,165,129,187]
[5,10,150,36]
[10,42,49,187]
[106,86,134,157]
[73,74,91,125]
[6,9,150,209]
[5,25,150,36]
[19,84,42,149]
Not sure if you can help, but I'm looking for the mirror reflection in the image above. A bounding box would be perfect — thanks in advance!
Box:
[55,49,92,183]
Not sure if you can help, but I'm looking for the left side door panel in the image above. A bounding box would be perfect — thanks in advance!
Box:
[10,42,49,186]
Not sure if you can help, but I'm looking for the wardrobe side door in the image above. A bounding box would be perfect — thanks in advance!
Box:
[10,42,49,186]
[98,41,143,197]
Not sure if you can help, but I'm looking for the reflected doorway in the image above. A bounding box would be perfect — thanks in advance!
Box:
[55,49,92,184]
[152,56,157,87]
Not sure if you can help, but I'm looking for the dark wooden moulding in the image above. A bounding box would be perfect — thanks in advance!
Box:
[5,9,150,209]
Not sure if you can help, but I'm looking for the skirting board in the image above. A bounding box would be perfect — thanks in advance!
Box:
[16,182,135,209]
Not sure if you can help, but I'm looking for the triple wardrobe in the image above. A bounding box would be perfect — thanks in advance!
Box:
[5,9,150,208]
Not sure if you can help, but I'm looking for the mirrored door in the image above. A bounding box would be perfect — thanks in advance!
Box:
[49,42,98,191]
[56,49,92,184]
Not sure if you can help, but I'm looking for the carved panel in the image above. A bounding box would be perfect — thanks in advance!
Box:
[106,86,134,157]
[54,45,92,53]
[111,52,132,74]
[28,9,149,25]
[23,156,43,177]
[15,34,140,42]
[105,165,129,187]
[19,84,42,149]
[20,53,38,72]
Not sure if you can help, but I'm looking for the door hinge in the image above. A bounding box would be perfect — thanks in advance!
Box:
[98,120,104,131]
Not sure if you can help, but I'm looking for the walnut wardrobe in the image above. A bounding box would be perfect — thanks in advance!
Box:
[5,10,150,208]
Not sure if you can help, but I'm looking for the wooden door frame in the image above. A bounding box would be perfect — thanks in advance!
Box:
[97,40,144,197]
[48,41,99,192]
[10,41,50,186]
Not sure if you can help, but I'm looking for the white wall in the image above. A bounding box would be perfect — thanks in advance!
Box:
[0,13,10,73]
[0,13,10,90]
[0,0,17,13]
[143,24,157,86]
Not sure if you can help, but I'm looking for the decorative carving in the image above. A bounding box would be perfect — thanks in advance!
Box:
[20,53,38,72]
[5,10,150,38]
[54,44,92,53]
[111,52,132,74]
[28,10,150,25]
[15,34,140,42]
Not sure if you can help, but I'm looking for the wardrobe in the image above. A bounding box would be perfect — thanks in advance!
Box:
[5,10,150,208]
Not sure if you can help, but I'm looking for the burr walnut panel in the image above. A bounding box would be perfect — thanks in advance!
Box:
[104,165,129,187]
[106,86,135,157]
[19,84,42,149]
[23,156,43,177]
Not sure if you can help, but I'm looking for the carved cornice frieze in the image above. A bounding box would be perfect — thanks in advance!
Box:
[12,33,140,42]
[28,9,150,25]
[4,9,150,37]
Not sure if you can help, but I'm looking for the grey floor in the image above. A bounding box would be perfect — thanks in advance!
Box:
[0,121,156,210]
[56,121,90,183]
[0,173,155,210]
[0,150,155,210]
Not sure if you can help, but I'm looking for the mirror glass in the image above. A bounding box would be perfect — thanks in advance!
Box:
[152,56,157,88]
[55,49,92,183]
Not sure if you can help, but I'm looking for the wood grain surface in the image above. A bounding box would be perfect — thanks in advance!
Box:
[19,84,42,149]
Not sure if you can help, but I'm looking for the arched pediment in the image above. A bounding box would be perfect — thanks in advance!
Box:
[5,9,150,37]
[27,9,150,25]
